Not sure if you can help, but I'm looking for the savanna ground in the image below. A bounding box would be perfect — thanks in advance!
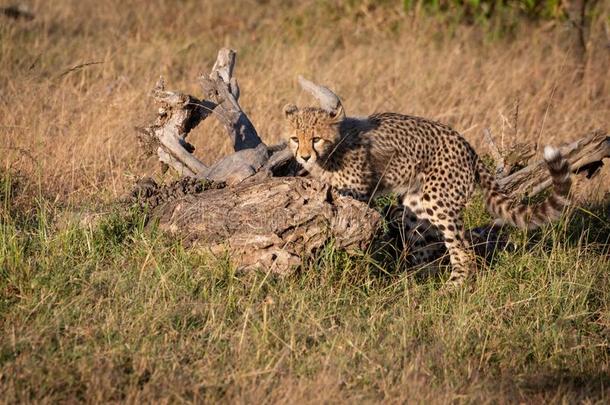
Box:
[1,0,610,402]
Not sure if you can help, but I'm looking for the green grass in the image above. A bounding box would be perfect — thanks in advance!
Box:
[1,0,609,400]
[1,174,609,402]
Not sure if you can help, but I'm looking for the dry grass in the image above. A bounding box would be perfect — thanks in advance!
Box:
[1,0,610,403]
[2,0,608,203]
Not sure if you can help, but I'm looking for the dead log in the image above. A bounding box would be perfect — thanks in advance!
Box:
[134,48,609,274]
[485,129,610,197]
[131,176,380,275]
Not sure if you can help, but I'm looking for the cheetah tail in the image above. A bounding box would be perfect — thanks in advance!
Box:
[476,146,571,230]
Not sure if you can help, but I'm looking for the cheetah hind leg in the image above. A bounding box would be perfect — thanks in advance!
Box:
[402,194,476,288]
[435,216,476,288]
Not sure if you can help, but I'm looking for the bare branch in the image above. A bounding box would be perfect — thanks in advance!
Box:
[483,128,507,178]
[200,48,263,151]
[138,50,280,185]
[58,60,103,78]
[484,128,535,179]
[136,80,211,176]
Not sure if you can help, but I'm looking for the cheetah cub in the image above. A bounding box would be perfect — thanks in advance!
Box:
[284,78,571,287]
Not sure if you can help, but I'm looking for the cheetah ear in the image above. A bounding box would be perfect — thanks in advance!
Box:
[328,104,345,121]
[283,103,298,119]
[297,76,345,121]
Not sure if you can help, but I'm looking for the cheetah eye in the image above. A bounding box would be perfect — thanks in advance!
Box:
[290,137,299,143]
[312,137,322,143]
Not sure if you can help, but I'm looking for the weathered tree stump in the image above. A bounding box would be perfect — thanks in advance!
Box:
[136,177,380,274]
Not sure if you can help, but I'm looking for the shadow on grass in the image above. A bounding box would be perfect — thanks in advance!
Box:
[361,195,610,282]
[512,370,610,401]
[564,199,610,249]
[0,168,43,231]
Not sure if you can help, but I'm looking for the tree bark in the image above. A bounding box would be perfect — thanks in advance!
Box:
[564,0,599,80]
[134,176,381,275]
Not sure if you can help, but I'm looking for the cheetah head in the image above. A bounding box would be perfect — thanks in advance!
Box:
[283,104,345,169]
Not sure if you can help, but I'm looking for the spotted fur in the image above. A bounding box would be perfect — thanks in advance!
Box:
[284,105,572,286]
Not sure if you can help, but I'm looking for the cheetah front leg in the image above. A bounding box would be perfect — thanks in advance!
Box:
[335,177,372,202]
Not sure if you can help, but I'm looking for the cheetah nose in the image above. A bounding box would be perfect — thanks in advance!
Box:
[301,155,311,162]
